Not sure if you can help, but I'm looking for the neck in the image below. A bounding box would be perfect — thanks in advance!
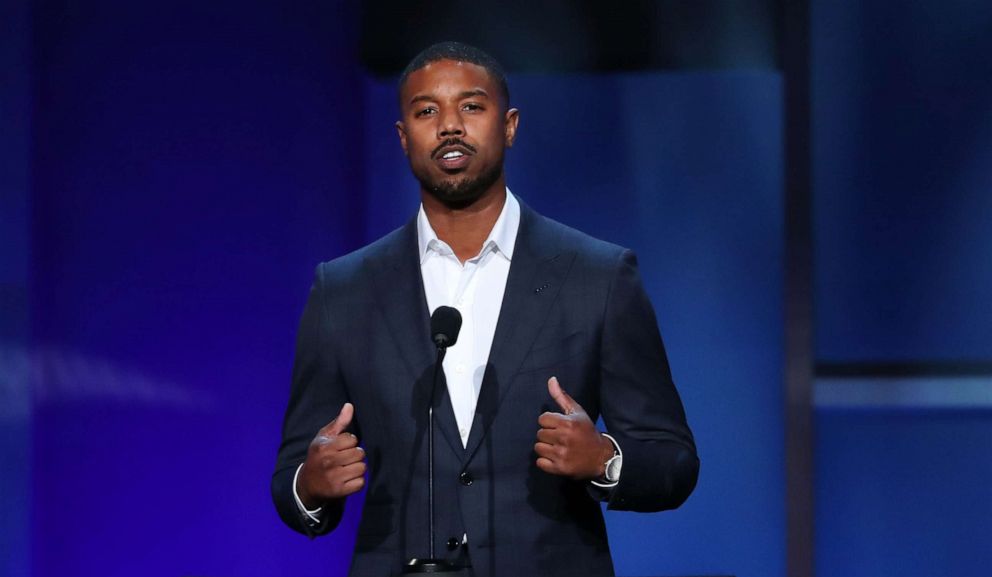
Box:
[422,182,507,263]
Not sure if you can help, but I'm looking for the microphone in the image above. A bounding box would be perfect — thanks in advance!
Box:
[431,306,462,349]
[405,306,463,574]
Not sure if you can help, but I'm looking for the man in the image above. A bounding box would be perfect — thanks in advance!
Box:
[272,41,698,577]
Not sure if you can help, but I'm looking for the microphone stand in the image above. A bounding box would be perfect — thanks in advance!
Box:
[404,345,458,573]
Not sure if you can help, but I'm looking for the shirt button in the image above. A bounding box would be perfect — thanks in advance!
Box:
[455,363,466,374]
[459,471,474,486]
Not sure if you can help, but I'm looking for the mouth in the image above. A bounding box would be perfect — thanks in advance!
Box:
[432,140,476,171]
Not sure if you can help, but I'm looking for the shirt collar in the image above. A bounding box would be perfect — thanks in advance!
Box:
[417,188,520,264]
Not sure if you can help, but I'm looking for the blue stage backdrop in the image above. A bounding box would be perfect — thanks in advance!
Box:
[812,1,992,577]
[1,0,32,575]
[15,2,787,576]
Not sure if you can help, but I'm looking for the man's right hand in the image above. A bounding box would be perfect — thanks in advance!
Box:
[297,402,367,509]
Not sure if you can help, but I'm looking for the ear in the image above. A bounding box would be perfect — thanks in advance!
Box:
[395,120,409,156]
[504,108,520,148]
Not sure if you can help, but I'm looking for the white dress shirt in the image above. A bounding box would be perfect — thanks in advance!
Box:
[418,190,519,446]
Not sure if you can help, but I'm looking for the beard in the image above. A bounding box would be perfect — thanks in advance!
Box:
[415,161,504,209]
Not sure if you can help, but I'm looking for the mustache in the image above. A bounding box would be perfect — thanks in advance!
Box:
[431,139,477,159]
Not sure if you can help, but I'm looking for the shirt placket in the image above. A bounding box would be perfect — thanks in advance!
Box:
[444,247,492,446]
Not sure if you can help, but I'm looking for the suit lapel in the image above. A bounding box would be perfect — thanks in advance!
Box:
[464,203,574,462]
[366,221,466,461]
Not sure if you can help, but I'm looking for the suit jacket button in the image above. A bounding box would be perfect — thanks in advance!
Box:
[447,537,461,550]
[459,471,473,486]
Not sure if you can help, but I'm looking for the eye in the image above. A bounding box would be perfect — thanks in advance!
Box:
[462,103,483,112]
[415,106,437,118]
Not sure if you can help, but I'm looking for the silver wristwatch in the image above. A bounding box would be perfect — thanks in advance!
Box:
[603,452,622,483]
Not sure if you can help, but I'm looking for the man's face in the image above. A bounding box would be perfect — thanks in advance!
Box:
[396,59,519,206]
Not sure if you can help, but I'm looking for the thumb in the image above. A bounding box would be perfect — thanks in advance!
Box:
[326,402,354,436]
[548,377,580,415]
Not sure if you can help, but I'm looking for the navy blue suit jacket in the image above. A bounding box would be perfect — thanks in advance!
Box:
[272,200,698,577]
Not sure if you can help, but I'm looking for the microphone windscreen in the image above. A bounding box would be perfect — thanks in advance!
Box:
[430,306,462,348]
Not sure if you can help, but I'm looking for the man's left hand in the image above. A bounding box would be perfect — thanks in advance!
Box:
[535,377,616,480]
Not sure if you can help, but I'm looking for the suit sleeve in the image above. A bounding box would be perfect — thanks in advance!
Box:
[271,264,350,537]
[599,249,699,512]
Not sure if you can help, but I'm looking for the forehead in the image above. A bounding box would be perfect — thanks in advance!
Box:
[401,59,499,104]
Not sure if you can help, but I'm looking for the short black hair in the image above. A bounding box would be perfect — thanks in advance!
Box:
[399,41,510,109]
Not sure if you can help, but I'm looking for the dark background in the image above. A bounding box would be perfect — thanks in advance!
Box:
[2,1,989,576]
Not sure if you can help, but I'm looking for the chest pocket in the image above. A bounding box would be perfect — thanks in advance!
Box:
[519,329,588,373]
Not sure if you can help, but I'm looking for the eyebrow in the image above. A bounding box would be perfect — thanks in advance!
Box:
[408,89,491,106]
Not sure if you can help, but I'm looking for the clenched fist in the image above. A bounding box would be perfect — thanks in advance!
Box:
[297,403,367,509]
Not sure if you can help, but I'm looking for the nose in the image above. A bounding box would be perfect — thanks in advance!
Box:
[438,108,464,138]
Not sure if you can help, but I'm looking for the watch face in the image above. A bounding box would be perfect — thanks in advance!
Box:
[605,456,622,482]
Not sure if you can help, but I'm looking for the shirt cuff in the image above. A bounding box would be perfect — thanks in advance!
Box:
[590,432,622,489]
[293,462,324,523]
